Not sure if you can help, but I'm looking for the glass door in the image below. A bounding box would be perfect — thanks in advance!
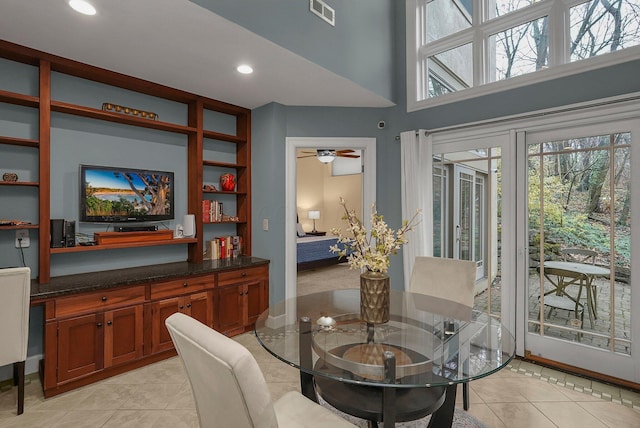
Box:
[432,138,512,323]
[522,119,638,381]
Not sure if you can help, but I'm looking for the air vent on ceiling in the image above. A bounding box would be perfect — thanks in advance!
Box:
[310,0,335,26]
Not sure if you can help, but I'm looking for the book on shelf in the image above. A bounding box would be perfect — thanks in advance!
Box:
[203,235,243,260]
[202,200,224,223]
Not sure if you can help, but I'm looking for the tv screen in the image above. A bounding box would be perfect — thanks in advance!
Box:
[80,164,174,223]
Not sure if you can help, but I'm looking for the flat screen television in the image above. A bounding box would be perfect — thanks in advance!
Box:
[80,164,174,223]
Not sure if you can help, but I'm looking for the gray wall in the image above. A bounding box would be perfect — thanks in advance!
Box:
[192,0,396,103]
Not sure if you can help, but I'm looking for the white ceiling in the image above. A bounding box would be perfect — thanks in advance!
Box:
[0,0,395,110]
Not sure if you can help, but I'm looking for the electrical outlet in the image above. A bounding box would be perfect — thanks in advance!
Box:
[15,229,30,248]
[262,218,269,231]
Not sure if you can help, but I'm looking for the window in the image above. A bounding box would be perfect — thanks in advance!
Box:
[407,0,640,111]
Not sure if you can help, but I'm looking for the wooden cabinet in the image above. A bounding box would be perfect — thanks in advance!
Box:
[217,266,268,336]
[149,291,214,354]
[147,274,215,353]
[41,262,267,397]
[51,287,145,387]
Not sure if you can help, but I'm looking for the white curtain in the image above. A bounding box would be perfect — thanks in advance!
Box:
[400,130,433,290]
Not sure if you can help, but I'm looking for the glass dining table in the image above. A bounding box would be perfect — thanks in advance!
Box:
[255,289,515,428]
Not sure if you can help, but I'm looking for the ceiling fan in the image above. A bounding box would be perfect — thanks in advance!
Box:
[297,149,360,163]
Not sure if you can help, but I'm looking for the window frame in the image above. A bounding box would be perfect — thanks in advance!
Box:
[407,0,640,112]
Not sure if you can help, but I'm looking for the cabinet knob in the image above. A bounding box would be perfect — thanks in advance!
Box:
[179,305,184,310]
[183,282,188,287]
[101,296,107,302]
[107,321,113,326]
[241,272,247,277]
[186,303,191,308]
[239,291,243,296]
[97,323,103,328]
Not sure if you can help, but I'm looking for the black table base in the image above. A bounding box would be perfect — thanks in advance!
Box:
[314,375,448,426]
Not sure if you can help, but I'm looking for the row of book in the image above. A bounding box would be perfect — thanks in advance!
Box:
[204,235,243,260]
[202,200,224,223]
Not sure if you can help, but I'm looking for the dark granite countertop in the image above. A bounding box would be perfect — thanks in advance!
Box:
[31,256,269,301]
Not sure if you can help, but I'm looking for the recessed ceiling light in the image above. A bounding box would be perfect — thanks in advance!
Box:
[69,0,97,16]
[237,65,253,75]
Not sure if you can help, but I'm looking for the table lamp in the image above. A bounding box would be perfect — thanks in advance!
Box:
[308,210,320,233]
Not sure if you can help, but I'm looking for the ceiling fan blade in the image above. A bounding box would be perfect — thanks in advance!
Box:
[297,155,317,158]
[335,149,355,154]
[301,150,317,154]
[337,154,360,158]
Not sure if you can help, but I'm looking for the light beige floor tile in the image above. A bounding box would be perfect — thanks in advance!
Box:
[0,410,68,428]
[464,403,508,428]
[49,409,116,428]
[262,361,301,384]
[164,383,196,410]
[268,381,299,402]
[473,376,569,403]
[552,383,608,402]
[488,402,556,428]
[119,383,186,410]
[533,401,607,427]
[101,409,198,428]
[578,400,640,428]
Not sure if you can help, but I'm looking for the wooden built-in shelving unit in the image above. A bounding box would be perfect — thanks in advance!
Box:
[0,40,252,283]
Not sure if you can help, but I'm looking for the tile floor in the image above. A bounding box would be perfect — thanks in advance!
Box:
[1,263,638,427]
[1,334,639,427]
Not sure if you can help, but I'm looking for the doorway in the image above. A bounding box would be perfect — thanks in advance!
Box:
[285,137,376,301]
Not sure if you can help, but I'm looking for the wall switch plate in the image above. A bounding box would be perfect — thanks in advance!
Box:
[262,218,269,231]
[15,229,30,248]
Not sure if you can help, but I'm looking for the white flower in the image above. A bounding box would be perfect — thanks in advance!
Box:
[330,197,421,274]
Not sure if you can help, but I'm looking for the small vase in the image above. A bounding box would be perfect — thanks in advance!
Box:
[360,270,390,324]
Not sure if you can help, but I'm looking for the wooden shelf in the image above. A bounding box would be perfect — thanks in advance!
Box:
[0,135,39,148]
[50,101,197,135]
[203,190,247,195]
[0,89,39,108]
[203,160,247,169]
[0,181,39,187]
[0,224,38,230]
[50,238,198,254]
[203,129,245,144]
[203,221,246,225]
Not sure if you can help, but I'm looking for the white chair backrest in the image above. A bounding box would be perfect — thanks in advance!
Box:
[0,267,31,366]
[409,256,476,320]
[165,312,279,428]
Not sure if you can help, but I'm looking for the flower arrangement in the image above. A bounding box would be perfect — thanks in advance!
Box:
[330,197,421,274]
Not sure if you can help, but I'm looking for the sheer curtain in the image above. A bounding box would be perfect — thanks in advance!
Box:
[400,130,433,290]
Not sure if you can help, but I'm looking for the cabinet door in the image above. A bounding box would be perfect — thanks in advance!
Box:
[246,280,266,326]
[57,313,103,383]
[186,291,214,328]
[217,285,244,334]
[150,296,182,354]
[104,305,143,368]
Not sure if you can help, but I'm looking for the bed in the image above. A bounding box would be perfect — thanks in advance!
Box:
[297,235,348,271]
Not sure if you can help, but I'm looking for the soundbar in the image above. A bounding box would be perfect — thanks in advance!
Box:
[115,225,159,232]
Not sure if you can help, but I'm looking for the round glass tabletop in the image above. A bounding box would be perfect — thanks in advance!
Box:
[255,289,515,388]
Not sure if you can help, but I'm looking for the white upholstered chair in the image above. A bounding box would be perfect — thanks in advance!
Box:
[165,312,356,428]
[409,256,476,410]
[0,267,31,415]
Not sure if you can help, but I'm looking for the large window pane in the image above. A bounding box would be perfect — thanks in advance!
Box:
[428,43,473,98]
[570,0,640,61]
[426,0,472,42]
[491,0,543,19]
[490,17,549,82]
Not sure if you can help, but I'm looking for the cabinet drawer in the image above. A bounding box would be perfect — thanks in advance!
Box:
[150,275,213,300]
[55,286,146,318]
[218,266,267,286]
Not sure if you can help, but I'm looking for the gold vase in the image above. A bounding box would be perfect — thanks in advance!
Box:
[360,270,390,324]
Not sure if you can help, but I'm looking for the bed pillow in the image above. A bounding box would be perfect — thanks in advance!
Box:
[296,223,306,237]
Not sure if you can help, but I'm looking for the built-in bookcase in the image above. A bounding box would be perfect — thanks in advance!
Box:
[0,40,251,283]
